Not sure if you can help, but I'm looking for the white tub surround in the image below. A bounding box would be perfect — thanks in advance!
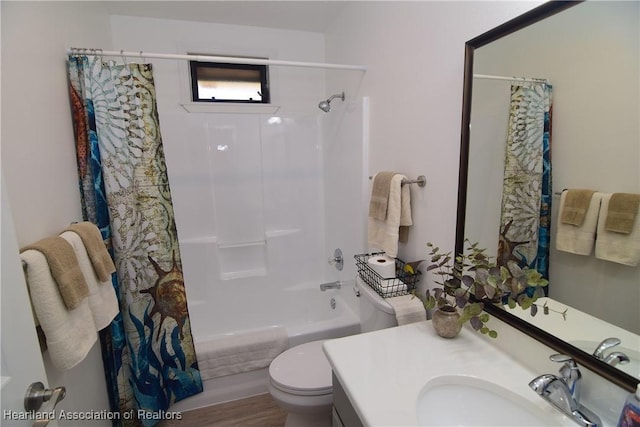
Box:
[323,320,616,427]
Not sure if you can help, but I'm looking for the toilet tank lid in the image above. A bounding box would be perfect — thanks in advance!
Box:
[356,277,395,315]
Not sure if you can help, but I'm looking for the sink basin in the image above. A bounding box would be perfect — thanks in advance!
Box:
[416,375,559,426]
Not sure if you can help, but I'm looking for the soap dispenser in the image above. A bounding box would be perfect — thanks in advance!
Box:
[617,383,640,427]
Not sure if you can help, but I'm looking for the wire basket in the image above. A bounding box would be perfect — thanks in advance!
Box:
[354,253,421,298]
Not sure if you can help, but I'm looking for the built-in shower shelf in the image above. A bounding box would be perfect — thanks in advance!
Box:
[180,235,217,244]
[180,103,280,114]
[220,268,268,281]
[265,229,301,238]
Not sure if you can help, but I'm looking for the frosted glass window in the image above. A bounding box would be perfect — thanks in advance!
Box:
[190,60,270,103]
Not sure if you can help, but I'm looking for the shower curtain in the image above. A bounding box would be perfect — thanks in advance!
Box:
[67,56,202,426]
[497,83,552,284]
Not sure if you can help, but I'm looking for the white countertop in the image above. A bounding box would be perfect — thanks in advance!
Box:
[323,320,574,426]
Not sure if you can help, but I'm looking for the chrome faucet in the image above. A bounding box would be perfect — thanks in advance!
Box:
[320,281,341,291]
[593,337,630,366]
[529,354,602,427]
[603,351,631,366]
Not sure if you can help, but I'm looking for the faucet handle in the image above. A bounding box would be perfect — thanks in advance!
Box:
[593,337,621,359]
[550,354,580,376]
[550,353,577,366]
[550,354,582,403]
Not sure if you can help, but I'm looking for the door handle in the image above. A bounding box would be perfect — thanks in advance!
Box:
[24,382,66,427]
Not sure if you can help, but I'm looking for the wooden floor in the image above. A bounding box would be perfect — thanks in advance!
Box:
[158,393,288,427]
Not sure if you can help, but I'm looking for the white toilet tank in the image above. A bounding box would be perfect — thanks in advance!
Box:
[356,277,398,333]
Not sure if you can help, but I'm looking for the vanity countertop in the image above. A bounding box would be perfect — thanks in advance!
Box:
[323,320,574,426]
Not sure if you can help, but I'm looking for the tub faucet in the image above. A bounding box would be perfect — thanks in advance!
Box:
[593,337,630,366]
[529,354,602,427]
[320,281,341,291]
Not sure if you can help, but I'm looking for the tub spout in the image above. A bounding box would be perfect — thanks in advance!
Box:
[320,281,341,291]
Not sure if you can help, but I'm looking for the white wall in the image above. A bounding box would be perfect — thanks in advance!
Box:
[324,1,543,297]
[1,1,114,424]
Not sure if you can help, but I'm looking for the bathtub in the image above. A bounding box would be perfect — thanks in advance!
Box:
[170,280,361,412]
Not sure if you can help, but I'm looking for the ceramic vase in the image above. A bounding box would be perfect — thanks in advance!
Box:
[432,305,462,338]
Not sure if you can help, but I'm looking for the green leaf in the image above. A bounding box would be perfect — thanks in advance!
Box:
[424,295,436,309]
[488,330,498,339]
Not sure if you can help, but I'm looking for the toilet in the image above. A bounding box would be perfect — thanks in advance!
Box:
[267,278,398,427]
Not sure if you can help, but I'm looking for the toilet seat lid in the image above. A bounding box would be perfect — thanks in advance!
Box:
[269,340,332,395]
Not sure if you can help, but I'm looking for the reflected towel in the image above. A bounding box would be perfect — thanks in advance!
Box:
[60,231,119,331]
[369,171,395,220]
[560,189,597,226]
[556,191,602,255]
[20,250,97,371]
[21,237,89,309]
[596,193,640,266]
[65,222,116,282]
[196,326,289,381]
[604,193,640,234]
[386,295,426,326]
[368,174,412,257]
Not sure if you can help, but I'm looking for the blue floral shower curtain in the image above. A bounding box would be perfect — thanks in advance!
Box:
[497,83,553,284]
[67,55,202,426]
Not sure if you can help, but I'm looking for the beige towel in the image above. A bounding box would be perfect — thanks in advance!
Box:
[556,191,602,255]
[368,171,395,220]
[560,189,597,225]
[65,222,116,282]
[368,174,412,258]
[595,193,640,266]
[60,231,119,331]
[386,295,426,326]
[20,250,97,371]
[21,237,89,309]
[604,193,640,234]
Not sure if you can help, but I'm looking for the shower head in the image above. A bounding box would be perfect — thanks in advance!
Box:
[318,92,345,113]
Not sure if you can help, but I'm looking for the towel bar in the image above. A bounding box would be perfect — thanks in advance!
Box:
[368,175,426,187]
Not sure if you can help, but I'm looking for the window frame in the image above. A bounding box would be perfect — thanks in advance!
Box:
[189,60,271,104]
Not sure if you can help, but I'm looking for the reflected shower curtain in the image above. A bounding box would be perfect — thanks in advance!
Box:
[497,83,552,285]
[67,56,202,426]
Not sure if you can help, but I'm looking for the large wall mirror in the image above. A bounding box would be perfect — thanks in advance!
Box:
[456,0,639,392]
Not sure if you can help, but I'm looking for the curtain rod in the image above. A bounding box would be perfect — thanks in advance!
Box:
[68,48,367,72]
[474,73,548,84]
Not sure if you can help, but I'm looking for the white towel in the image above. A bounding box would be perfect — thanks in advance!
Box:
[595,193,640,266]
[60,231,119,330]
[556,191,602,255]
[376,278,407,297]
[386,295,426,325]
[368,174,412,258]
[195,326,289,381]
[21,250,97,371]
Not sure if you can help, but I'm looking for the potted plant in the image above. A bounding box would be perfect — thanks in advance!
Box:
[424,239,559,338]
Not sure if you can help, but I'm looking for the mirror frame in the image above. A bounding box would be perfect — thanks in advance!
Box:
[455,0,638,393]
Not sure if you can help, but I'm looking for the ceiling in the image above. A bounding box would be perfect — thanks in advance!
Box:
[104,1,348,33]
